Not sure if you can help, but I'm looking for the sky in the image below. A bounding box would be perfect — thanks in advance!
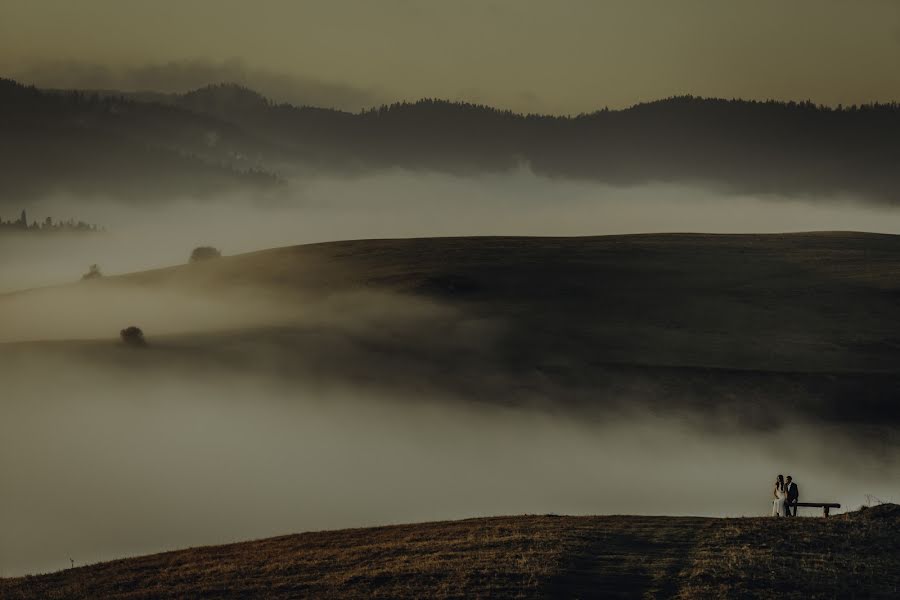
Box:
[3,0,900,113]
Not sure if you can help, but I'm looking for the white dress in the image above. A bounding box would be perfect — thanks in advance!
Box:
[772,486,787,517]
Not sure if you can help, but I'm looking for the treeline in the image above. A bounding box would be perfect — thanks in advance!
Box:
[0,209,103,233]
[0,79,282,202]
[170,85,900,201]
[5,77,900,202]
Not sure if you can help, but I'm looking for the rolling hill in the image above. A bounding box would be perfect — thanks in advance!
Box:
[2,505,898,599]
[3,232,900,430]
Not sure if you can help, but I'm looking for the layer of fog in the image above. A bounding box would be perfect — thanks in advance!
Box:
[0,283,455,346]
[1,352,897,578]
[0,286,281,344]
[4,168,900,293]
[10,58,384,111]
[4,169,900,578]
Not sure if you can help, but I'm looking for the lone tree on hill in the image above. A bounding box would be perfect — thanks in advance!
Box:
[120,326,146,347]
[189,246,222,263]
[81,264,102,280]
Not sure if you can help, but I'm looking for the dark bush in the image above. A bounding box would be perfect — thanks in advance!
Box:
[189,246,222,263]
[81,264,102,280]
[120,326,146,347]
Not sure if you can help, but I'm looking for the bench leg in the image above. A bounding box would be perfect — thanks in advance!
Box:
[823,506,829,518]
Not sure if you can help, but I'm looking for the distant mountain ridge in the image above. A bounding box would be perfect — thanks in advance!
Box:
[4,77,900,202]
[0,78,282,201]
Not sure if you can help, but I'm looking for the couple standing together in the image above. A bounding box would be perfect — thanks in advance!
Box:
[773,474,799,517]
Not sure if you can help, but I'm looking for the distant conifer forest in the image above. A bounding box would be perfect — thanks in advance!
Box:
[0,209,103,233]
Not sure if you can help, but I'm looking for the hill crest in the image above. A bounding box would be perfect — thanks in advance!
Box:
[2,507,897,599]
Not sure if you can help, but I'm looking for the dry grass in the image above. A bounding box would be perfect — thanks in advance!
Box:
[3,506,898,599]
[678,504,900,598]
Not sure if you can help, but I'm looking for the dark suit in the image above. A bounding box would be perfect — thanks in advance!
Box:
[785,482,799,516]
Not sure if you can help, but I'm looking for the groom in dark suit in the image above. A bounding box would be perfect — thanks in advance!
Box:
[785,476,799,516]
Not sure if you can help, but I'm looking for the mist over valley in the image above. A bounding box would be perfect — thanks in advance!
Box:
[3,227,900,576]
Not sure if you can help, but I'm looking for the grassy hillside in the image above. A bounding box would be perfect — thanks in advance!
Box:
[5,232,900,428]
[2,505,898,599]
[101,231,900,374]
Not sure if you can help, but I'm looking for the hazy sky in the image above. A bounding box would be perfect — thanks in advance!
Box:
[3,0,900,113]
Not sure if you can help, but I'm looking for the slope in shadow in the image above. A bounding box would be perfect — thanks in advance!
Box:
[545,517,712,599]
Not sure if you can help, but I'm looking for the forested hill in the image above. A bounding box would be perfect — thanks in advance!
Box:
[4,76,900,202]
[172,86,900,201]
[0,78,281,201]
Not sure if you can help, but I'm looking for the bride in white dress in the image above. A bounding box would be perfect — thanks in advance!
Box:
[772,474,787,517]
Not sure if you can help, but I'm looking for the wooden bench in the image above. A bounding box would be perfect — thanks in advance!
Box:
[792,502,841,517]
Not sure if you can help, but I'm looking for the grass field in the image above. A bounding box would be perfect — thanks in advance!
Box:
[2,504,897,599]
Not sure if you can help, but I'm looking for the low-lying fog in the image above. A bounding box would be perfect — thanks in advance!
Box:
[2,352,898,577]
[4,168,900,292]
[2,169,900,577]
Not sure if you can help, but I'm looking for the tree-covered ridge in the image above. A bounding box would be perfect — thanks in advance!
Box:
[169,85,900,199]
[0,78,282,201]
[4,76,900,202]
